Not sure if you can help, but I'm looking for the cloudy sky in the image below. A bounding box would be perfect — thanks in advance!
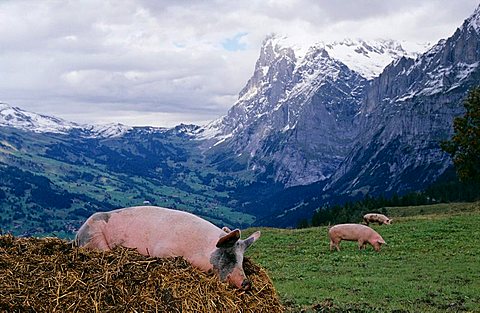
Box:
[1,0,479,127]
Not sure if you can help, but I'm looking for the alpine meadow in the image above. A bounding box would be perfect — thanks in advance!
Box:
[246,202,480,312]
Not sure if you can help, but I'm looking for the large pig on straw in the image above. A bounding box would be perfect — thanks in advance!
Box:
[328,223,386,252]
[363,213,392,225]
[75,206,261,290]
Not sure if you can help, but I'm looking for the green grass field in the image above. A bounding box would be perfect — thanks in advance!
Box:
[246,202,480,312]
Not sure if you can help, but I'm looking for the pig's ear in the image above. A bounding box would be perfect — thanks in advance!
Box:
[216,229,241,248]
[244,231,261,249]
[222,226,232,233]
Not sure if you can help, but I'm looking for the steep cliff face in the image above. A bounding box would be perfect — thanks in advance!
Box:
[250,46,366,185]
[198,35,424,186]
[326,6,480,196]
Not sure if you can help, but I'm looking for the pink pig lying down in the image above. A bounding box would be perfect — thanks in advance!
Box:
[75,206,261,290]
[328,224,386,252]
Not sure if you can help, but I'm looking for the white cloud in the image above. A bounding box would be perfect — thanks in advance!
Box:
[0,0,478,127]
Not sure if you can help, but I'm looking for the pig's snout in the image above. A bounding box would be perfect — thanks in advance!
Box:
[241,279,252,290]
[226,269,252,290]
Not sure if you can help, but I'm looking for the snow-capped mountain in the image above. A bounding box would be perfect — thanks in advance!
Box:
[0,102,131,138]
[0,102,80,134]
[199,35,428,138]
[235,35,430,80]
[198,3,480,195]
[325,3,480,196]
[323,39,430,79]
[82,123,132,138]
[197,34,427,186]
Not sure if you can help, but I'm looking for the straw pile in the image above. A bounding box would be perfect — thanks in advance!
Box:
[0,234,284,313]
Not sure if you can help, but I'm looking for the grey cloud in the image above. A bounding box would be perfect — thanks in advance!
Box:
[0,0,479,127]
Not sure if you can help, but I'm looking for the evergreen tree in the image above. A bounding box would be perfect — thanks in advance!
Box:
[297,218,309,229]
[441,86,480,183]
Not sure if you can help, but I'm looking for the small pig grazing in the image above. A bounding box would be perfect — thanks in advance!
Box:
[75,206,261,290]
[328,223,386,252]
[363,213,392,226]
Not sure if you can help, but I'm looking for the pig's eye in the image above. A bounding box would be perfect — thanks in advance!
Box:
[210,249,238,281]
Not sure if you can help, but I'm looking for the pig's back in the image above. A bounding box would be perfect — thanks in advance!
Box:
[329,223,374,240]
[104,206,223,256]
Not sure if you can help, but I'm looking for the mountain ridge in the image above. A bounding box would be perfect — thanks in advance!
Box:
[197,35,429,187]
[0,102,132,138]
[325,4,480,195]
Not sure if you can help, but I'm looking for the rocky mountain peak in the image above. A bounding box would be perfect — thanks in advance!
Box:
[238,34,297,101]
[463,4,480,33]
[199,34,426,142]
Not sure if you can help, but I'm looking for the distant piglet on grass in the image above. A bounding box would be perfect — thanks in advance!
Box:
[363,213,392,225]
[328,223,386,252]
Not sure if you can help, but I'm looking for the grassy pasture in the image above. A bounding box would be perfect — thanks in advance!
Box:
[246,202,480,312]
